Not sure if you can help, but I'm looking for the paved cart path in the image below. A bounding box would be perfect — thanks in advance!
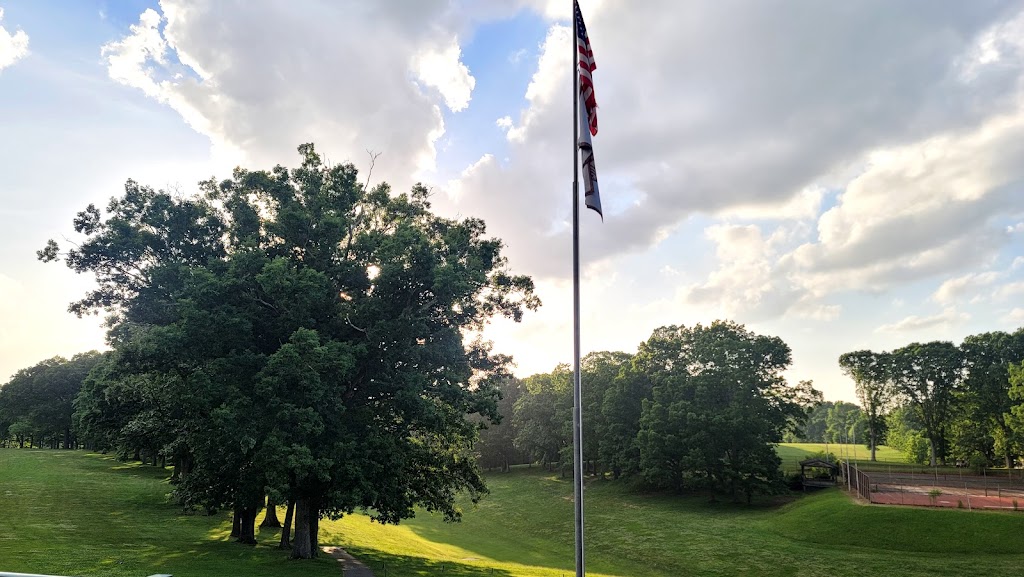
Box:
[323,546,376,577]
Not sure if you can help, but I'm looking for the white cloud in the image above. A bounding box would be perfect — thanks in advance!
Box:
[1009,308,1024,323]
[413,39,475,112]
[932,271,1002,304]
[994,281,1024,300]
[503,23,568,144]
[716,185,827,221]
[444,1,1024,292]
[876,308,970,333]
[61,0,1024,402]
[683,224,795,319]
[100,1,494,185]
[0,7,29,72]
[102,9,168,99]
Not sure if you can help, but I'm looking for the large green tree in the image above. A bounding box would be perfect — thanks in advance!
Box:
[838,350,893,461]
[890,341,963,467]
[635,321,817,501]
[958,330,1024,468]
[41,144,538,558]
[599,356,651,479]
[580,350,632,476]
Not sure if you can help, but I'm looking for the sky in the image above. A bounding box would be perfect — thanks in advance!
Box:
[2,0,1024,402]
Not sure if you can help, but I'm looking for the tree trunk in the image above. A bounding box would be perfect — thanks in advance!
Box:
[309,507,319,557]
[237,506,258,545]
[260,496,282,528]
[870,425,877,462]
[230,509,242,538]
[928,438,937,468]
[290,497,321,559]
[64,427,71,450]
[1001,421,1014,469]
[291,498,312,559]
[279,500,295,549]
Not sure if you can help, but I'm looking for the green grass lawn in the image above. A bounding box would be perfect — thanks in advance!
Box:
[777,442,907,473]
[4,446,1024,577]
[0,449,338,577]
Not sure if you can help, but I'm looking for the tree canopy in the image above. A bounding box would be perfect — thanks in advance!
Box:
[634,321,817,500]
[39,144,539,557]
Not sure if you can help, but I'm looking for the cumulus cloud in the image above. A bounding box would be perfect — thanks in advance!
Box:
[876,308,971,333]
[683,224,800,319]
[413,39,475,112]
[98,0,1024,336]
[442,1,1024,289]
[932,272,1003,304]
[101,1,494,184]
[0,7,29,72]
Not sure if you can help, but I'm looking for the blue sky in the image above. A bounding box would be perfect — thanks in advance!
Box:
[3,0,1024,402]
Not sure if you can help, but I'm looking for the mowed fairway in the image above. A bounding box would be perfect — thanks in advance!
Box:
[4,448,1024,576]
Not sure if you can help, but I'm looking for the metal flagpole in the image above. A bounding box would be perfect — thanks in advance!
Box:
[571,1,585,575]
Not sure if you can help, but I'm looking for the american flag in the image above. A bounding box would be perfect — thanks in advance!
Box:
[575,1,602,218]
[575,0,597,136]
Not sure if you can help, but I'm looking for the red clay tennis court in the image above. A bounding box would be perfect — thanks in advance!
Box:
[843,465,1024,511]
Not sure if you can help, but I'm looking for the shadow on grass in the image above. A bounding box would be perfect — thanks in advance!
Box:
[342,546,519,577]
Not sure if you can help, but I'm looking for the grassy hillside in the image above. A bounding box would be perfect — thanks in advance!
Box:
[0,449,338,577]
[324,464,1024,577]
[3,446,1024,576]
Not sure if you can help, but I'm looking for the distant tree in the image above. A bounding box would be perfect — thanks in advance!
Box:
[838,350,894,461]
[0,353,104,449]
[475,377,528,471]
[513,367,571,470]
[635,321,818,501]
[890,342,964,466]
[798,401,834,443]
[885,405,929,464]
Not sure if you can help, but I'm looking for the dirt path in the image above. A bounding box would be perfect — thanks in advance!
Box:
[323,546,376,576]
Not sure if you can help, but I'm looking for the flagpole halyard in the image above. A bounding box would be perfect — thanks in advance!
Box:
[571,2,586,577]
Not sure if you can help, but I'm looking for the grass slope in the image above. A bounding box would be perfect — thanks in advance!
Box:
[4,445,1024,577]
[326,445,1024,577]
[0,449,337,577]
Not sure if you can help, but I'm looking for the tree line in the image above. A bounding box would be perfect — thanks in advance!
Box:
[2,145,539,559]
[832,331,1024,468]
[474,321,820,501]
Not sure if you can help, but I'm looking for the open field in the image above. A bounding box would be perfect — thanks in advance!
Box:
[4,447,1024,576]
[0,449,338,577]
[776,442,906,473]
